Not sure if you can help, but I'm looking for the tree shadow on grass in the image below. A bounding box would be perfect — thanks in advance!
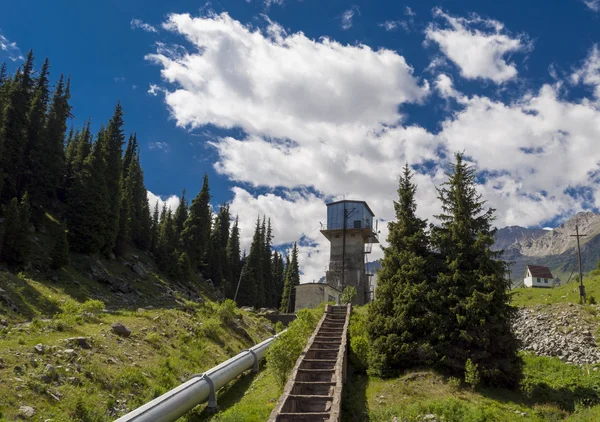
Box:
[343,363,371,422]
[186,368,260,422]
[0,271,61,321]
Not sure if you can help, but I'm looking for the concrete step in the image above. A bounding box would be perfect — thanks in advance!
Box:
[290,381,335,396]
[299,359,337,370]
[275,412,331,422]
[310,341,340,350]
[295,368,336,383]
[305,349,338,360]
[281,395,333,413]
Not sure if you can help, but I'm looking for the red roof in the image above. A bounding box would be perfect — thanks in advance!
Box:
[526,265,554,279]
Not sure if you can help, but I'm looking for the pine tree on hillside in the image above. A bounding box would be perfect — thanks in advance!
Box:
[181,174,211,270]
[262,218,274,307]
[114,184,131,257]
[173,189,188,240]
[156,209,178,275]
[367,164,440,377]
[271,251,285,309]
[430,153,521,387]
[67,128,109,253]
[99,103,125,255]
[125,151,151,249]
[122,133,138,179]
[0,52,35,202]
[24,58,51,214]
[50,226,70,269]
[280,243,299,313]
[150,203,160,254]
[237,218,264,307]
[207,203,230,287]
[225,215,242,299]
[1,193,32,267]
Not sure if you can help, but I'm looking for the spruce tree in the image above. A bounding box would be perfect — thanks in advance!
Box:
[280,243,299,313]
[173,188,188,239]
[367,164,439,377]
[238,218,264,307]
[150,203,160,254]
[122,133,137,179]
[67,128,109,253]
[181,174,211,270]
[125,151,151,249]
[262,218,274,307]
[271,251,285,309]
[430,153,521,387]
[207,203,230,287]
[24,58,51,213]
[156,209,178,275]
[50,226,70,269]
[226,215,242,299]
[0,52,35,202]
[100,103,125,255]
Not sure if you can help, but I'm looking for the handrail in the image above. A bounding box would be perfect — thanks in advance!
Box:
[114,329,287,422]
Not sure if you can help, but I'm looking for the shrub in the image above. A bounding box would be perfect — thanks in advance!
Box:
[216,299,237,324]
[465,358,480,390]
[589,295,597,305]
[274,321,284,333]
[349,309,370,372]
[80,299,105,315]
[200,318,221,341]
[447,376,461,391]
[341,286,357,305]
[267,307,322,387]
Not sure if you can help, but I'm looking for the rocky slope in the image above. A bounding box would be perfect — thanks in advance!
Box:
[513,304,600,365]
[495,211,600,283]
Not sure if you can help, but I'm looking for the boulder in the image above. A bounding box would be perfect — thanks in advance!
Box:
[111,322,131,337]
[34,344,45,354]
[18,406,35,419]
[67,337,91,349]
[132,262,148,277]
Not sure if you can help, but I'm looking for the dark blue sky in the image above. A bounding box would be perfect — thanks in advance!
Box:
[1,0,597,205]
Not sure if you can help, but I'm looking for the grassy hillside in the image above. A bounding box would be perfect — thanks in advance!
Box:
[0,255,276,421]
[511,271,600,307]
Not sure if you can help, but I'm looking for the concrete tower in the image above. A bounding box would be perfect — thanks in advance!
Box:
[321,200,378,305]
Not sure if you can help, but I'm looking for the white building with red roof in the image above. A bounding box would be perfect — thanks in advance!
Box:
[524,265,554,288]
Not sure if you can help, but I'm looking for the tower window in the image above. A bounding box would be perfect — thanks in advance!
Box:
[354,220,361,228]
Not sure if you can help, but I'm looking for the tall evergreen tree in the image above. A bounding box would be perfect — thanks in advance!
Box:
[43,74,71,203]
[99,103,125,255]
[173,188,188,239]
[238,217,264,307]
[430,153,521,387]
[367,164,439,377]
[150,202,160,254]
[0,52,35,201]
[262,218,274,307]
[25,58,52,214]
[156,209,178,275]
[67,128,109,253]
[124,151,151,249]
[280,243,299,313]
[122,133,138,179]
[226,215,242,299]
[181,174,211,270]
[271,251,285,309]
[207,203,230,287]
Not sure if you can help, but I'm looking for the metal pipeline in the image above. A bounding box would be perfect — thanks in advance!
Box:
[114,330,286,422]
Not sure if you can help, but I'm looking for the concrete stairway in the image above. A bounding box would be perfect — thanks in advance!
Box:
[268,304,351,422]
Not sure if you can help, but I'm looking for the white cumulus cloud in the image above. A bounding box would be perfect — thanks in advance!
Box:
[572,44,600,99]
[147,191,180,214]
[425,8,530,83]
[584,0,600,12]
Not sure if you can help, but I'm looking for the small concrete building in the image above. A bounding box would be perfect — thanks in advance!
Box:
[524,265,554,288]
[320,200,379,305]
[294,282,341,311]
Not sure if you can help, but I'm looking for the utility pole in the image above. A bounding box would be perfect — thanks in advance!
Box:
[570,224,587,303]
[233,262,247,303]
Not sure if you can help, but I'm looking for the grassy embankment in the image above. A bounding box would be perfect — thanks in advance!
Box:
[0,260,276,421]
[342,277,600,422]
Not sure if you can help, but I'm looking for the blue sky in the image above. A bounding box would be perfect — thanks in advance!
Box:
[2,0,600,281]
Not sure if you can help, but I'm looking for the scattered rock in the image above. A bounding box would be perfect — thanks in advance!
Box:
[111,322,131,337]
[63,349,77,356]
[132,262,147,277]
[67,337,91,349]
[34,344,45,354]
[0,287,18,312]
[514,306,600,365]
[18,406,36,419]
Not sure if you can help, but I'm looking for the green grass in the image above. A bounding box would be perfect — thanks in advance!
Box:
[511,271,600,307]
[0,278,275,421]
